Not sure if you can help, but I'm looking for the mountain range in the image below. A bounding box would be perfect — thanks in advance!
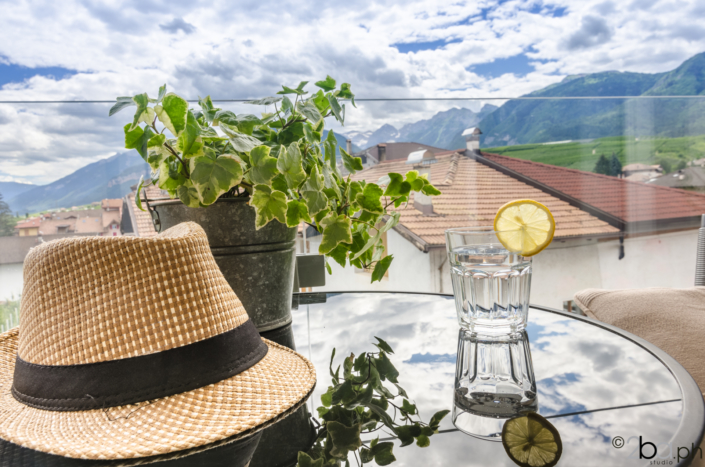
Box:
[479,52,705,146]
[6,152,149,214]
[0,182,36,202]
[346,105,497,150]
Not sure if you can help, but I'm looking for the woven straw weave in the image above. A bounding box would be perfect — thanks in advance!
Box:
[0,222,317,459]
[19,222,249,365]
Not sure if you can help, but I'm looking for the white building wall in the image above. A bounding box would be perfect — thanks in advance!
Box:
[314,227,700,311]
[0,263,23,301]
[313,229,433,292]
[597,229,697,290]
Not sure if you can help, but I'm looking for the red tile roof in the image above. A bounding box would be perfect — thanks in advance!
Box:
[352,152,618,248]
[15,218,41,229]
[482,153,705,225]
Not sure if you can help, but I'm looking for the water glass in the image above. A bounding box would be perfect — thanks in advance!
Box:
[445,227,532,334]
[452,329,538,441]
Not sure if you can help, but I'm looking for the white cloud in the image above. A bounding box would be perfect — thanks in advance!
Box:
[1,0,704,184]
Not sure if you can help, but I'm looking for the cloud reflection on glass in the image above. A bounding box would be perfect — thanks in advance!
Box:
[292,293,684,466]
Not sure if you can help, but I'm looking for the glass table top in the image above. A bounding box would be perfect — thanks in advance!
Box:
[291,292,696,467]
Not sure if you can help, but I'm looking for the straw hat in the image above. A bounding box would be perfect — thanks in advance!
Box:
[0,222,316,460]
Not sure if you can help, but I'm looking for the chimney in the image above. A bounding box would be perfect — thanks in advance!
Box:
[377,143,387,162]
[346,139,352,155]
[414,191,434,216]
[462,127,482,155]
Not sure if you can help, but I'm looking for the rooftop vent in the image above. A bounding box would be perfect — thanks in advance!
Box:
[406,149,436,166]
[462,127,482,154]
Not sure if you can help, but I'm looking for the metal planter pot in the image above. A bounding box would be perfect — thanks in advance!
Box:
[149,198,297,332]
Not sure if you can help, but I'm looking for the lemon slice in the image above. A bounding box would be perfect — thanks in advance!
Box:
[502,413,563,467]
[493,200,555,256]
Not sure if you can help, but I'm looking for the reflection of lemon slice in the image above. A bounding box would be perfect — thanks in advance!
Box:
[493,200,555,256]
[502,413,562,467]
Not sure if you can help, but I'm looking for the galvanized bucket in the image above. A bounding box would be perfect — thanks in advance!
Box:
[149,198,297,332]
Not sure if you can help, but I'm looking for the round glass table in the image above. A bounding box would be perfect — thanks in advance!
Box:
[291,292,705,467]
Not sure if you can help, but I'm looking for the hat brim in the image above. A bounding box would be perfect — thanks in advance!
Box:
[0,328,316,460]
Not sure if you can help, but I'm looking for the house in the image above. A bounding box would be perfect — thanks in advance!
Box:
[14,218,40,236]
[622,163,662,182]
[311,130,705,310]
[647,167,705,193]
[121,185,163,237]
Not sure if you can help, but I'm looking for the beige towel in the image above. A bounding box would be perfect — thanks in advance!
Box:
[574,287,705,396]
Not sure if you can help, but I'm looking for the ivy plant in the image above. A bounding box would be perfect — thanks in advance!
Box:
[110,78,440,282]
[298,338,449,466]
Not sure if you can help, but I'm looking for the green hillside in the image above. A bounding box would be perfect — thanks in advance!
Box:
[485,135,705,172]
[479,53,705,147]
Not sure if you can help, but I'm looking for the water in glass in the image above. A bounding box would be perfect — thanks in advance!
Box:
[449,244,531,334]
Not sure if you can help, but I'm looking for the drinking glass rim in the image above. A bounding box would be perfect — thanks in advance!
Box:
[445,226,514,235]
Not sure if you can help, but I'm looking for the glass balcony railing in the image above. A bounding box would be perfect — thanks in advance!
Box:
[1,95,705,322]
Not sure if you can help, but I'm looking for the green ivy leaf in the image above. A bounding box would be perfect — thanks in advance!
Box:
[395,425,422,447]
[415,434,430,448]
[249,145,280,185]
[156,84,166,104]
[220,124,263,152]
[327,94,344,123]
[312,90,330,114]
[326,421,362,458]
[286,199,311,227]
[375,352,399,383]
[177,181,200,208]
[177,111,204,158]
[421,183,442,196]
[297,452,324,467]
[277,83,308,95]
[124,124,155,161]
[429,410,451,431]
[129,93,150,131]
[384,173,411,197]
[371,255,393,282]
[198,95,218,123]
[327,244,348,268]
[244,96,282,106]
[109,97,136,116]
[158,157,186,196]
[373,337,394,354]
[340,148,364,174]
[401,398,417,415]
[332,380,357,406]
[318,212,353,254]
[314,207,330,224]
[155,93,188,136]
[297,100,323,124]
[337,83,356,107]
[189,154,243,205]
[322,163,342,200]
[356,183,383,214]
[315,75,336,91]
[277,144,307,189]
[250,184,287,229]
[321,386,335,407]
[278,121,305,146]
[369,442,395,466]
[135,176,146,211]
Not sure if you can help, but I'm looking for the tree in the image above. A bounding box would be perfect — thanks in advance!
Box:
[609,152,622,177]
[676,159,687,171]
[0,193,16,236]
[659,158,673,174]
[593,154,611,175]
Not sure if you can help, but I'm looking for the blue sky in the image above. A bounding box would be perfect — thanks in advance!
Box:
[1,0,704,184]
